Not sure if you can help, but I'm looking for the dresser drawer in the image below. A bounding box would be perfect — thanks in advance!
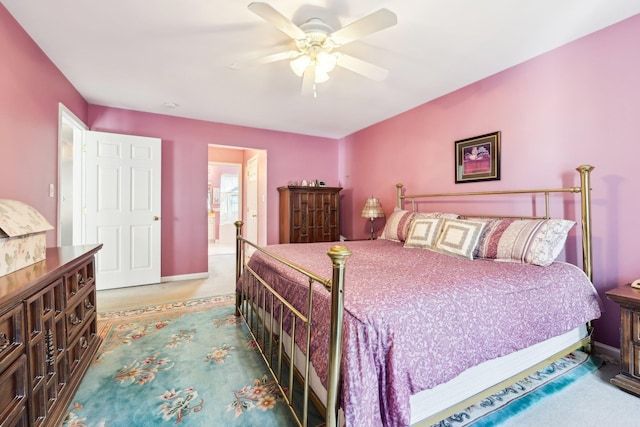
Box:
[66,287,96,341]
[0,354,27,425]
[67,315,97,379]
[64,259,95,307]
[0,304,25,373]
[632,311,640,344]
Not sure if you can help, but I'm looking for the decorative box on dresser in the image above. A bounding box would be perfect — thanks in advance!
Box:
[606,284,640,396]
[278,186,342,243]
[0,244,102,427]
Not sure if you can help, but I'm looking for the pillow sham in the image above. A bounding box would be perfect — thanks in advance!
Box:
[413,212,460,220]
[465,218,503,259]
[380,209,415,242]
[404,217,444,249]
[435,219,486,259]
[474,218,575,266]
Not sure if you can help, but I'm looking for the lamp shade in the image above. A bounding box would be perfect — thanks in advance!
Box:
[361,197,385,219]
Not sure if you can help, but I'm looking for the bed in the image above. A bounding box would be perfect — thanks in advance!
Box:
[234,165,602,427]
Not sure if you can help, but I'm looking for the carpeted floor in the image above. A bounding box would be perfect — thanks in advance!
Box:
[62,295,613,427]
[62,295,313,426]
[432,351,601,426]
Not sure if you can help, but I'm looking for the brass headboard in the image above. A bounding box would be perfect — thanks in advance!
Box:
[396,165,594,281]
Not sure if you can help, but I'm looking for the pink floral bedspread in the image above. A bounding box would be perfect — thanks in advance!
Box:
[242,239,601,427]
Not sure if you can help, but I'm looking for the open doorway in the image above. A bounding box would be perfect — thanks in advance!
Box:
[208,162,241,255]
[207,145,267,279]
[57,103,87,246]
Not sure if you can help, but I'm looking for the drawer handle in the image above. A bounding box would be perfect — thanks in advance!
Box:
[80,336,88,349]
[0,333,10,352]
[84,299,94,310]
[69,313,82,326]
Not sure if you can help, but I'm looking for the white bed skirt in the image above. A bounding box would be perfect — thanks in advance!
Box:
[251,305,587,426]
[408,325,587,425]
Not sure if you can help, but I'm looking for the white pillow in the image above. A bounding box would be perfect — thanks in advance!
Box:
[404,217,444,249]
[435,219,486,259]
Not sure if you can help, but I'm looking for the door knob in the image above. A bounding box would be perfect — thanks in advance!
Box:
[154,216,160,221]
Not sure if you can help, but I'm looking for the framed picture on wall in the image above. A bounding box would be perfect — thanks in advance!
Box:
[455,131,501,183]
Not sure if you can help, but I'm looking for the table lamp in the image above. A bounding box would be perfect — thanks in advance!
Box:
[360,197,385,240]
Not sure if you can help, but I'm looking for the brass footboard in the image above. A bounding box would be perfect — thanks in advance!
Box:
[234,223,351,427]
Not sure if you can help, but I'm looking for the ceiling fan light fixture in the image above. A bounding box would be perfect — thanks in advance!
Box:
[290,54,311,76]
[315,51,337,74]
[314,70,330,83]
[291,50,336,83]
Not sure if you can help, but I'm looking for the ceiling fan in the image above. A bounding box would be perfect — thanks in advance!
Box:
[245,2,397,96]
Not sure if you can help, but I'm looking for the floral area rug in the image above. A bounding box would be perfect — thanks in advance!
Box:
[431,350,603,427]
[62,294,315,427]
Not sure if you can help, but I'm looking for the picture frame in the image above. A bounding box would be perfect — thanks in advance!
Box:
[455,131,501,183]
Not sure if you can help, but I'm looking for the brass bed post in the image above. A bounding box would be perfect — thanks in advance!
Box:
[576,165,594,282]
[577,165,595,353]
[234,220,244,316]
[325,245,352,427]
[396,183,403,208]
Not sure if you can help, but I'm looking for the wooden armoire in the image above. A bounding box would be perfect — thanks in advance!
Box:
[278,186,342,243]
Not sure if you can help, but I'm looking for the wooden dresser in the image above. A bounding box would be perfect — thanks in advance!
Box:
[278,186,342,243]
[606,284,640,396]
[0,244,102,427]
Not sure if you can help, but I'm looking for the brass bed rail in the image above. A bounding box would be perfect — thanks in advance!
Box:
[235,164,594,427]
[234,227,351,427]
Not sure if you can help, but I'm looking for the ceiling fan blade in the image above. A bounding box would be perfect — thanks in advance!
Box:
[301,65,316,96]
[327,9,397,46]
[336,53,389,81]
[228,50,299,70]
[248,50,300,66]
[248,2,306,40]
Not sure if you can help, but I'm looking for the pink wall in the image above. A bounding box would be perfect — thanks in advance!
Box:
[0,4,87,245]
[341,14,640,347]
[208,145,245,163]
[87,106,339,278]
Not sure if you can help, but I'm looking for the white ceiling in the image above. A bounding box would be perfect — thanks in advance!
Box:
[3,1,639,139]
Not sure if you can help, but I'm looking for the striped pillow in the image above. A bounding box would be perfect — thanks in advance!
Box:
[475,218,575,266]
[435,219,485,259]
[381,209,415,242]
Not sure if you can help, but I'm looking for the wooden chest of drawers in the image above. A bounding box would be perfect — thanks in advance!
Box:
[606,284,640,396]
[278,186,342,243]
[0,245,102,426]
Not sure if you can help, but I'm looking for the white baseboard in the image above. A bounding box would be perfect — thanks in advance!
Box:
[161,272,208,282]
[593,341,620,365]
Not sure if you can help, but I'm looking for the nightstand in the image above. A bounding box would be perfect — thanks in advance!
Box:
[606,284,640,395]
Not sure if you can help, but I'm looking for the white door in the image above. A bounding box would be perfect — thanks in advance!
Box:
[85,131,162,290]
[246,155,259,244]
